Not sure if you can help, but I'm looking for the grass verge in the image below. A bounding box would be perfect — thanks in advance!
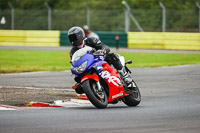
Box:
[0,49,200,73]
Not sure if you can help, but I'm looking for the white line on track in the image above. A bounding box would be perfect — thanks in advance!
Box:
[0,105,16,110]
[0,99,92,110]
[53,99,92,108]
[0,70,70,76]
[0,86,75,91]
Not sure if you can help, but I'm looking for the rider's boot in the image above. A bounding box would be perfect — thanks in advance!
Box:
[118,67,132,86]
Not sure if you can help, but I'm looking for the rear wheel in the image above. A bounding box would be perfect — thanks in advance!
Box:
[82,79,108,109]
[123,80,141,106]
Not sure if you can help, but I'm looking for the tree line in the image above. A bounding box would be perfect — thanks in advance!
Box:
[1,0,200,10]
[1,0,200,32]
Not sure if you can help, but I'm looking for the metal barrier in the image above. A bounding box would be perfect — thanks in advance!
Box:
[1,30,200,50]
[0,8,199,32]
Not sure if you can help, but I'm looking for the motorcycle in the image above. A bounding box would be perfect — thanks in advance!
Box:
[71,46,141,109]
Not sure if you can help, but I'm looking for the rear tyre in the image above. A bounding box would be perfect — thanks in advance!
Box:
[82,79,108,109]
[123,80,141,106]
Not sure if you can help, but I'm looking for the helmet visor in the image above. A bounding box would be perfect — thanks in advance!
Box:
[68,34,78,42]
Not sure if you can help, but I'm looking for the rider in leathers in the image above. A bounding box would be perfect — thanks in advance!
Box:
[68,26,132,88]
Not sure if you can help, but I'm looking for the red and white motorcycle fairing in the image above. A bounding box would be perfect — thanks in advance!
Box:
[99,63,129,102]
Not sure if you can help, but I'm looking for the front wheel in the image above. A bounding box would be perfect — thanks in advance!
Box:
[82,79,108,109]
[123,80,141,106]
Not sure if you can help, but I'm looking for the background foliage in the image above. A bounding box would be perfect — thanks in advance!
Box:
[0,0,200,32]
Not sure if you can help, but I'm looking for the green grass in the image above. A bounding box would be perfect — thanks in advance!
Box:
[0,49,200,73]
[0,50,70,73]
[120,52,200,68]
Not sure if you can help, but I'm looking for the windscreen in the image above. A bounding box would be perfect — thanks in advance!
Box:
[72,46,93,62]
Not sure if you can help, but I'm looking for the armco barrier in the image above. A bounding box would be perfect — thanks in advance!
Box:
[0,30,60,47]
[128,32,200,50]
[1,30,199,50]
[60,31,127,48]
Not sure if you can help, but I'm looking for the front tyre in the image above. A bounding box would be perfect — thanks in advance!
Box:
[123,80,141,106]
[82,79,108,109]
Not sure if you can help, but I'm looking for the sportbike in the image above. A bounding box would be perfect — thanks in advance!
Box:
[71,46,141,109]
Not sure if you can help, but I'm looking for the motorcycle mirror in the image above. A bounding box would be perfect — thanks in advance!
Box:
[125,60,132,64]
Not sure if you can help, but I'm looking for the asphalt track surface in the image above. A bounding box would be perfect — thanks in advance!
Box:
[0,65,200,133]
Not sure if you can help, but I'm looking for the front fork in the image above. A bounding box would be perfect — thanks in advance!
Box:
[96,81,102,91]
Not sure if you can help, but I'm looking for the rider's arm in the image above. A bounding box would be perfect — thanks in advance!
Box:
[85,37,110,54]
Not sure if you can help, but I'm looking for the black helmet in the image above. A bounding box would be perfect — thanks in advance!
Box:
[68,26,85,47]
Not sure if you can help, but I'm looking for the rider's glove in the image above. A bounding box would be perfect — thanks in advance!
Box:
[93,49,106,56]
[88,48,96,54]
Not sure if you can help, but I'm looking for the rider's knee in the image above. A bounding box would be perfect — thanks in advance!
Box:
[108,53,120,62]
